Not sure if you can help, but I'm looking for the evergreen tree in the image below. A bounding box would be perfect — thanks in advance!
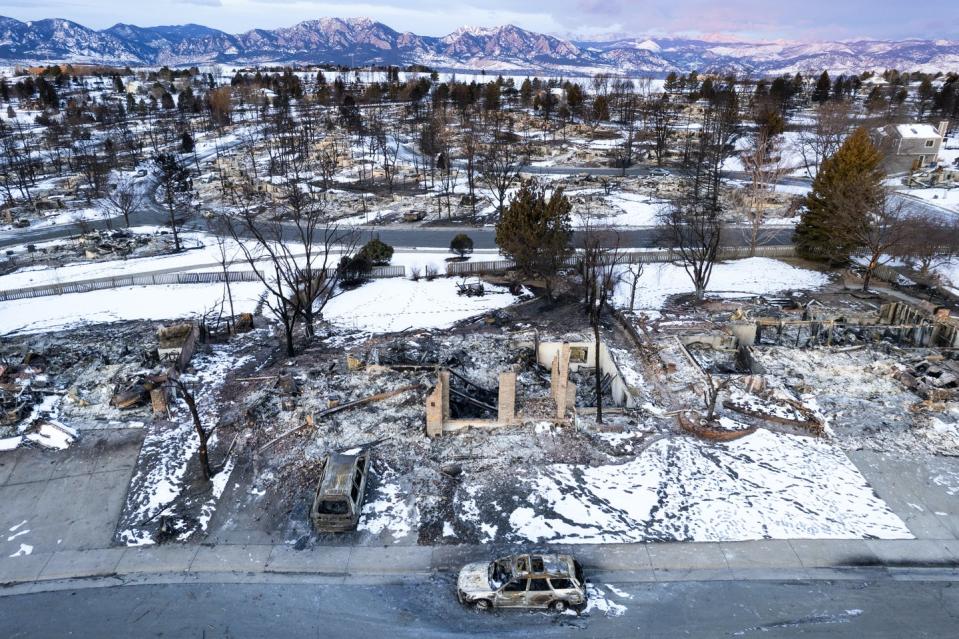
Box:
[592,94,610,121]
[794,128,884,263]
[495,181,573,300]
[917,77,935,117]
[180,131,194,153]
[519,78,533,108]
[450,233,474,259]
[812,71,831,103]
[358,237,394,265]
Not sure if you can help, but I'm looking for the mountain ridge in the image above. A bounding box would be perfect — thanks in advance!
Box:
[1,15,957,75]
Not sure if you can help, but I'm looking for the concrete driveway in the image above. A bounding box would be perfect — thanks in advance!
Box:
[0,429,144,558]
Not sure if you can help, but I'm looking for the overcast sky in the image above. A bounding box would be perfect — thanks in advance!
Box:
[2,0,956,41]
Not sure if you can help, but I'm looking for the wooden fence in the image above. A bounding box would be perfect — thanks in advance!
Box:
[446,244,799,276]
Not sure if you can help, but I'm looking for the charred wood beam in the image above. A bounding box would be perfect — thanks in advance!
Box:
[448,386,497,413]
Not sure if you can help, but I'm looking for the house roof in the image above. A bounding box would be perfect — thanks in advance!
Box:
[896,124,941,140]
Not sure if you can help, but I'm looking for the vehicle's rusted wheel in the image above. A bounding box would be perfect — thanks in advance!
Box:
[474,599,492,611]
[550,600,568,613]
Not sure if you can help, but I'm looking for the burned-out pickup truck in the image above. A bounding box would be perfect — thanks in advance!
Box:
[457,553,586,612]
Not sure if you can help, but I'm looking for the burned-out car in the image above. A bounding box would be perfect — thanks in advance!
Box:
[457,553,586,612]
[309,450,370,532]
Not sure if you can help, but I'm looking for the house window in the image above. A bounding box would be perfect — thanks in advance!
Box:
[925,140,935,147]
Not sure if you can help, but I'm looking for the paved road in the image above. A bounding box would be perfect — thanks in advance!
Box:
[0,213,795,251]
[2,576,957,638]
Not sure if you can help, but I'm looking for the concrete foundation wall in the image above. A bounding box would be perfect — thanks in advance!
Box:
[538,341,638,409]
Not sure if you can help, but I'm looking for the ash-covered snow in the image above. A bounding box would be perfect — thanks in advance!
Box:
[358,477,417,541]
[578,191,665,227]
[507,429,911,543]
[931,470,959,496]
[581,584,628,617]
[115,334,257,546]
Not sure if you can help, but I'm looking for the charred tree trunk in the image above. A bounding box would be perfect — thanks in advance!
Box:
[593,319,603,424]
[171,379,213,481]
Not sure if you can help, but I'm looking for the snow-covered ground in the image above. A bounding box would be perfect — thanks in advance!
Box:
[0,281,265,335]
[898,186,959,214]
[508,428,912,543]
[583,192,664,227]
[614,257,831,313]
[0,228,234,290]
[0,230,496,292]
[935,258,959,287]
[324,277,526,334]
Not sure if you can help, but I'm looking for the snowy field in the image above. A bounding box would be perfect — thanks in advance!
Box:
[507,429,912,543]
[0,282,265,335]
[324,277,526,333]
[615,257,831,312]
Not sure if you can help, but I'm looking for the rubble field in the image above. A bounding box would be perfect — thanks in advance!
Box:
[3,263,958,549]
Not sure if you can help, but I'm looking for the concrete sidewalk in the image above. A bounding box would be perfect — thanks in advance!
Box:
[2,538,958,593]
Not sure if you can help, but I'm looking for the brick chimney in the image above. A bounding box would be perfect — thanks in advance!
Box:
[939,121,949,138]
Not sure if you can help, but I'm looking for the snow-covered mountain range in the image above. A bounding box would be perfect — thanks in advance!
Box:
[1,15,957,75]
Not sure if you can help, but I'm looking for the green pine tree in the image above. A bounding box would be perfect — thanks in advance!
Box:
[794,127,884,263]
[495,181,573,300]
[812,71,831,103]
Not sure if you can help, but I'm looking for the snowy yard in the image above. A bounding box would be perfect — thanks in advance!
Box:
[0,281,266,335]
[323,277,527,333]
[614,257,831,312]
[507,429,912,543]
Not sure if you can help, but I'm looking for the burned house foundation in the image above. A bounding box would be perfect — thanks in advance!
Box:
[425,339,641,436]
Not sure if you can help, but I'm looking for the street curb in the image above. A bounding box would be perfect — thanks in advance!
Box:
[2,539,959,594]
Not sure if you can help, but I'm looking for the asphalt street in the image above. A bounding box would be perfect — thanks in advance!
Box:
[2,576,957,638]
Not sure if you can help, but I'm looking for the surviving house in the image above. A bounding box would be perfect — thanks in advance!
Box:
[873,122,948,174]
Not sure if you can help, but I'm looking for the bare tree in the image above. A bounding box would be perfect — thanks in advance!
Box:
[228,172,358,355]
[659,187,725,301]
[649,95,677,166]
[168,377,214,481]
[740,126,790,255]
[207,215,238,334]
[702,370,732,423]
[798,100,851,178]
[103,173,144,228]
[154,153,194,252]
[623,262,644,310]
[461,124,479,220]
[897,216,959,278]
[609,95,639,177]
[834,184,913,291]
[479,138,521,214]
[73,140,111,204]
[578,218,623,424]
